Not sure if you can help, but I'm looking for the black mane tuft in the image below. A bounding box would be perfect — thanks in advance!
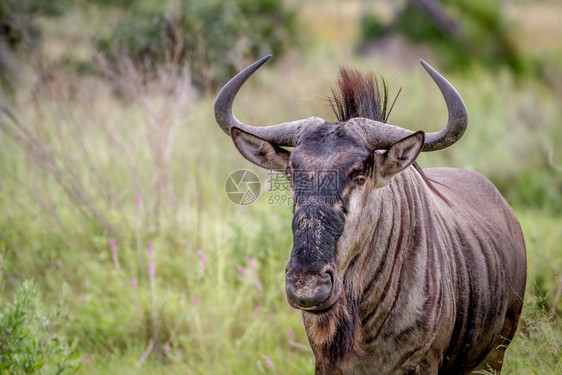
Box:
[330,67,400,123]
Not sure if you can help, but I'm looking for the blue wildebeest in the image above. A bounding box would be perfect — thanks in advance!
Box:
[214,55,526,374]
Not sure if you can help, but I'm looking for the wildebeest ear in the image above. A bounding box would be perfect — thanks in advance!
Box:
[230,126,291,171]
[375,131,425,187]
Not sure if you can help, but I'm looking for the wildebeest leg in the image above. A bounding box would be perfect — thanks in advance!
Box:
[471,346,506,374]
[411,357,439,374]
[471,308,521,374]
[411,363,439,374]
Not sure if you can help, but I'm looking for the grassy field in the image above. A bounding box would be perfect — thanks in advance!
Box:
[1,1,561,374]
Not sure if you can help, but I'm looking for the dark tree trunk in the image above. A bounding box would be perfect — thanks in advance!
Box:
[408,0,465,38]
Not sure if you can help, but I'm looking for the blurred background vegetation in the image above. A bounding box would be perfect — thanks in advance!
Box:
[0,0,560,373]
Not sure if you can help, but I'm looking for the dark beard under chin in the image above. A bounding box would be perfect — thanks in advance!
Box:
[302,292,363,368]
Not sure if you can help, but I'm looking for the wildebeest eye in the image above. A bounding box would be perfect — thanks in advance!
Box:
[354,174,367,185]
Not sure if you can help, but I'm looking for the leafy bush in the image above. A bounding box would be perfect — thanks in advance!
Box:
[0,0,68,48]
[0,280,81,374]
[360,0,537,76]
[0,0,70,91]
[95,0,297,92]
[361,13,387,41]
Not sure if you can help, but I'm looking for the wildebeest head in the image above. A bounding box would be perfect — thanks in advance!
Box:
[214,55,467,316]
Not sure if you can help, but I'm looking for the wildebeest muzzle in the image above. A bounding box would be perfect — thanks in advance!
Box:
[285,262,342,311]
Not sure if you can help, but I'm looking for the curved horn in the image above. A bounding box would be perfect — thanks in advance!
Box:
[214,54,322,147]
[355,59,468,151]
[418,59,468,151]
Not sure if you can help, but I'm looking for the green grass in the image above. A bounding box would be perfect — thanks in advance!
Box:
[502,211,562,375]
[1,11,562,373]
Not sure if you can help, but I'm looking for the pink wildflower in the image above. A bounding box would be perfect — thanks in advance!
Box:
[130,277,137,287]
[238,266,248,277]
[83,354,91,364]
[253,304,261,317]
[263,355,275,370]
[198,250,207,265]
[193,295,200,307]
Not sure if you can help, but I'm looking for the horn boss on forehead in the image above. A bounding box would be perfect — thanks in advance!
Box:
[213,55,468,151]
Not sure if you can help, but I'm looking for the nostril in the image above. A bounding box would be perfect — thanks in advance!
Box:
[322,268,334,282]
[285,271,333,309]
[317,271,332,288]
